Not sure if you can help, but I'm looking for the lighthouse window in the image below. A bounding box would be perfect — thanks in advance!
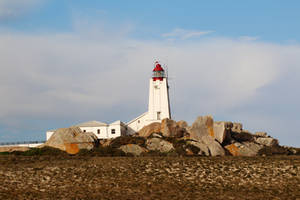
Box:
[83,130,86,133]
[157,112,161,120]
[111,129,116,134]
[97,129,100,134]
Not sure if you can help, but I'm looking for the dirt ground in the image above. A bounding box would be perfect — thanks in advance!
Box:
[0,155,299,200]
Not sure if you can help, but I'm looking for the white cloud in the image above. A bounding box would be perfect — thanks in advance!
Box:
[239,36,260,42]
[0,0,42,19]
[162,28,213,40]
[0,24,300,146]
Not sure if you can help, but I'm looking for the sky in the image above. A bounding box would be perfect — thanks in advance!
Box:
[0,0,300,146]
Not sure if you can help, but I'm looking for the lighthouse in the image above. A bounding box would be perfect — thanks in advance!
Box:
[127,61,171,134]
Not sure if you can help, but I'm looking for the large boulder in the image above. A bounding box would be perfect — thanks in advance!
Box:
[255,132,268,137]
[213,121,233,144]
[119,144,147,156]
[225,142,263,156]
[44,127,98,154]
[232,123,243,133]
[146,138,174,153]
[161,118,187,137]
[189,116,214,141]
[186,140,210,156]
[201,135,225,156]
[255,137,279,147]
[138,122,161,138]
[231,130,255,142]
[176,120,188,129]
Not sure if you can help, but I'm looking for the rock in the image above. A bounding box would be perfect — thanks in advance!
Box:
[231,130,255,142]
[109,136,146,148]
[255,137,279,147]
[146,138,174,153]
[176,120,188,129]
[225,142,263,156]
[201,135,225,156]
[189,116,214,141]
[119,144,147,156]
[186,140,210,156]
[232,123,243,133]
[255,132,268,137]
[161,118,187,137]
[213,121,233,144]
[138,122,161,138]
[44,127,98,154]
[150,133,163,138]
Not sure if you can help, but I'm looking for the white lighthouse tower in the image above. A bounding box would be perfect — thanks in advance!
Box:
[127,61,171,134]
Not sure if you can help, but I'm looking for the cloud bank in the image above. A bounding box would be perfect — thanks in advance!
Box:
[0,0,42,20]
[0,25,299,146]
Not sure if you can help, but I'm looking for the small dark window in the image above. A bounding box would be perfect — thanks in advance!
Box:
[97,129,100,134]
[157,112,161,120]
[111,129,116,134]
[83,130,86,132]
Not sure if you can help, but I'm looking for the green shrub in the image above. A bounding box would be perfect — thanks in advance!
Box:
[10,147,67,156]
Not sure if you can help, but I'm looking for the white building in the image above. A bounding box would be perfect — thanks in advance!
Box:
[46,120,127,140]
[126,61,171,134]
[46,61,171,140]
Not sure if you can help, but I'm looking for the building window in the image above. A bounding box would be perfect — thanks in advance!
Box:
[97,129,100,134]
[157,112,161,120]
[111,129,116,134]
[83,130,86,132]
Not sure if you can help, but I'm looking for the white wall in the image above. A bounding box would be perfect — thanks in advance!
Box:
[46,131,55,140]
[127,77,171,134]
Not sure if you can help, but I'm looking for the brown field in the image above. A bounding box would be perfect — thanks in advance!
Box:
[0,155,299,200]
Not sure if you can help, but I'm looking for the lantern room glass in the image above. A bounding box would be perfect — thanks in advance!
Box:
[153,71,165,78]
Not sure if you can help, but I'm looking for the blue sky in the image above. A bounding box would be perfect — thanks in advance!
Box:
[0,0,300,146]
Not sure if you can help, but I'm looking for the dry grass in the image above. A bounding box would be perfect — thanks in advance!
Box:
[0,155,299,199]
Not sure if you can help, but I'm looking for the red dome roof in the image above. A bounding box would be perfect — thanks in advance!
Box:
[153,62,164,72]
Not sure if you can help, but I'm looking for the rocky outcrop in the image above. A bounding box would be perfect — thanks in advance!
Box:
[213,121,233,144]
[189,116,214,141]
[225,142,264,156]
[187,141,210,156]
[255,137,279,147]
[232,123,243,133]
[44,127,98,154]
[161,118,187,137]
[176,120,188,129]
[138,122,161,138]
[146,138,174,153]
[255,132,268,137]
[119,144,147,156]
[137,119,188,138]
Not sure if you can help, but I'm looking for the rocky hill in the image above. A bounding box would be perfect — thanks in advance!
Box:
[42,115,299,156]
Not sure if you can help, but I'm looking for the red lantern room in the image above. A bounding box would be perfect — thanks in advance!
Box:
[152,61,165,81]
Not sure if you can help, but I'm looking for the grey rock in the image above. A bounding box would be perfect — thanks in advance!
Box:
[255,132,268,137]
[186,140,210,156]
[189,116,214,141]
[201,135,225,156]
[161,118,187,138]
[44,127,98,154]
[213,121,233,144]
[146,138,174,153]
[232,123,243,133]
[138,122,161,138]
[225,141,264,156]
[119,144,147,156]
[255,137,278,147]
